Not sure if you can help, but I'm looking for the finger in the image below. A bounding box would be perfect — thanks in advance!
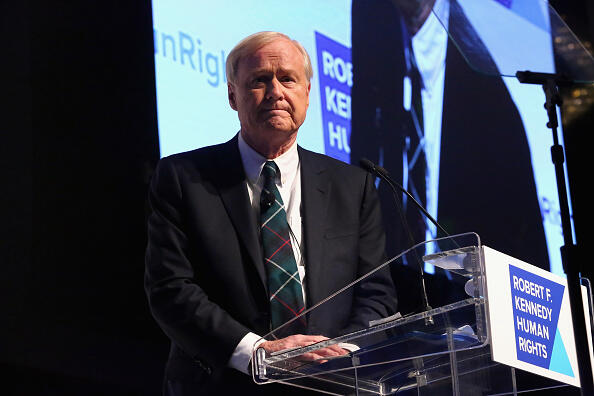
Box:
[292,336,326,349]
[300,336,328,345]
[306,342,348,355]
[286,334,324,346]
[326,344,349,355]
[307,347,341,358]
[266,335,314,351]
[300,352,324,361]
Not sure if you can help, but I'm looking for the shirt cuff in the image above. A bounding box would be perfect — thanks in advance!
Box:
[227,332,264,374]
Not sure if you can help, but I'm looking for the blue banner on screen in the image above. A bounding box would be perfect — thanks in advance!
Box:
[315,32,352,163]
[509,264,573,377]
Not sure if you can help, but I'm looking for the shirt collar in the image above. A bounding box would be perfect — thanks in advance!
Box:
[411,0,449,89]
[238,132,300,187]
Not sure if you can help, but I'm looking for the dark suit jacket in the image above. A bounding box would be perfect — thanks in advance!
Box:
[350,0,549,276]
[145,136,397,394]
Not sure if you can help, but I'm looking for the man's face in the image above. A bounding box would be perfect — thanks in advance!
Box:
[228,39,311,155]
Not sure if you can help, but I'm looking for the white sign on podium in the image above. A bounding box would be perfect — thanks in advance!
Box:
[483,245,594,387]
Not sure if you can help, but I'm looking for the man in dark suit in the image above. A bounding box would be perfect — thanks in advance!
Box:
[350,0,549,292]
[145,31,397,395]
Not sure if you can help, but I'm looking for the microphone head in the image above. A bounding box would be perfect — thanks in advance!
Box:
[359,158,390,178]
[359,158,376,173]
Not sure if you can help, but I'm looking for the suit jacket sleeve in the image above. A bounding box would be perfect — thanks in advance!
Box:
[144,156,251,374]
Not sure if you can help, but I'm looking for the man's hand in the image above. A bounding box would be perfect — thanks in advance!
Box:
[260,334,349,362]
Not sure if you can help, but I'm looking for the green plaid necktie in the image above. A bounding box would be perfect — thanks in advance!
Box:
[260,161,306,336]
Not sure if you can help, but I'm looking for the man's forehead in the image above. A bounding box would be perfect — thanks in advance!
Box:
[238,40,303,73]
[254,39,297,54]
[246,39,300,61]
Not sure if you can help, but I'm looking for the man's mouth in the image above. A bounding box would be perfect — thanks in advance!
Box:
[262,109,290,117]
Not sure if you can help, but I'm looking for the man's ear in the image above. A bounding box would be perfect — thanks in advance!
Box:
[228,83,237,111]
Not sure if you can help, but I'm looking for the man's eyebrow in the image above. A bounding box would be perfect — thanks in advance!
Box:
[248,66,300,75]
[248,68,273,75]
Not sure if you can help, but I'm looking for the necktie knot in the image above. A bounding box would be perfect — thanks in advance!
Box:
[261,161,282,209]
[262,161,279,184]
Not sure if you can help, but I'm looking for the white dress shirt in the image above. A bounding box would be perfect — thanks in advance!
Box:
[227,132,305,374]
[411,0,449,258]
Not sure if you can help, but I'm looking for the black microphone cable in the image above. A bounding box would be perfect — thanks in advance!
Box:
[360,158,434,323]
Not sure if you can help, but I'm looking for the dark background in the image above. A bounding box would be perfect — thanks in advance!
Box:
[3,1,593,394]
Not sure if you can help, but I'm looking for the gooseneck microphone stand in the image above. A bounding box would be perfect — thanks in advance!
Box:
[517,70,593,395]
[360,158,439,325]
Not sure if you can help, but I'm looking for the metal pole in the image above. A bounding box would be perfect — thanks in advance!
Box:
[543,76,592,395]
[516,71,593,395]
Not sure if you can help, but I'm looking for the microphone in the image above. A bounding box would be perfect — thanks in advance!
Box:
[359,158,449,238]
[260,189,276,210]
[360,158,438,322]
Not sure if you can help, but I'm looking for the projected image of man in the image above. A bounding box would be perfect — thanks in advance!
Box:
[350,0,548,274]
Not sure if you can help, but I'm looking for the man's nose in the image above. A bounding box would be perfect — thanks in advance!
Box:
[265,78,283,101]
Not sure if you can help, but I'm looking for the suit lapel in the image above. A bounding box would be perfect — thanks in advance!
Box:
[212,137,267,292]
[299,148,330,307]
[211,142,333,303]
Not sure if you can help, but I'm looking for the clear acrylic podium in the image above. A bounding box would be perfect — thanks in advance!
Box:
[252,233,571,395]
